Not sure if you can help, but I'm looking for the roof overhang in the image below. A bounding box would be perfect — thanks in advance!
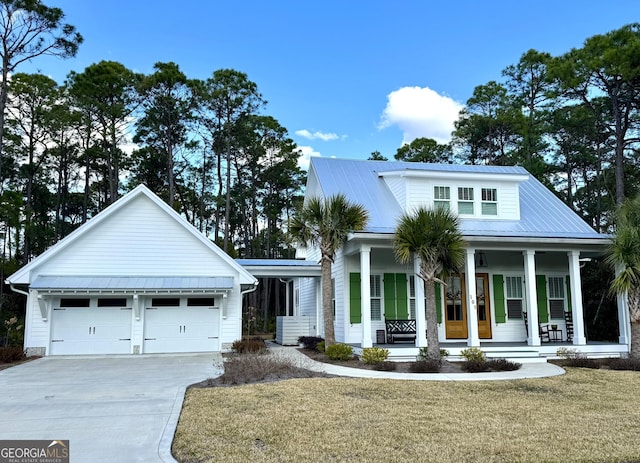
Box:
[29,276,235,295]
[236,259,321,278]
[378,169,530,183]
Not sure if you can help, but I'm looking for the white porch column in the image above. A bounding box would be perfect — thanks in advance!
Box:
[616,264,630,345]
[523,250,540,346]
[360,245,373,348]
[567,251,587,345]
[414,256,427,348]
[465,248,480,347]
[315,278,322,336]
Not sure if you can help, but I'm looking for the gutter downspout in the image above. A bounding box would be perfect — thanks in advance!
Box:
[9,283,29,297]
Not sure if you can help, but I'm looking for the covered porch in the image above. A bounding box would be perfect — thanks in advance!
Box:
[343,235,629,359]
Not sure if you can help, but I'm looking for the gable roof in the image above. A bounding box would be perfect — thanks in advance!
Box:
[308,157,607,241]
[7,185,257,285]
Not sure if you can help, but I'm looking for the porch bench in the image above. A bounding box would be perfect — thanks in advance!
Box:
[385,319,416,344]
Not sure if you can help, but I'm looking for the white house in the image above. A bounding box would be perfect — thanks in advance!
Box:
[294,158,629,359]
[7,185,258,356]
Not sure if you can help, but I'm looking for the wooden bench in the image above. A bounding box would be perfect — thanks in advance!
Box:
[385,319,416,344]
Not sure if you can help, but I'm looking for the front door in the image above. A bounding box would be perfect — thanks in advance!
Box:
[445,274,492,339]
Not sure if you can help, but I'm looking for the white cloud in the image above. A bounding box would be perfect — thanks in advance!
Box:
[378,86,463,145]
[296,145,323,171]
[295,129,340,141]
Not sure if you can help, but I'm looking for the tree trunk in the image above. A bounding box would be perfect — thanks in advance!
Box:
[423,277,440,359]
[630,322,640,360]
[321,257,335,346]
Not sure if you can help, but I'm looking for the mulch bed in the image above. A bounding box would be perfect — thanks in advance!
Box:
[298,348,465,373]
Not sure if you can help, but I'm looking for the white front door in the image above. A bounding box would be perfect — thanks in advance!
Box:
[50,298,132,355]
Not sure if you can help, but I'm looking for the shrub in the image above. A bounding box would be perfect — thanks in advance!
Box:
[231,337,267,354]
[556,347,580,359]
[0,346,25,363]
[298,336,324,350]
[374,361,397,371]
[324,343,354,360]
[409,359,441,373]
[361,347,389,365]
[460,347,486,362]
[608,358,640,371]
[564,357,600,368]
[316,341,325,353]
[417,347,449,361]
[462,360,489,372]
[205,352,326,386]
[486,358,522,371]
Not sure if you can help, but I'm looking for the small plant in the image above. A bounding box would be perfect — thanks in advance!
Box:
[374,361,397,371]
[462,359,489,372]
[231,337,267,354]
[417,347,449,361]
[409,358,441,373]
[556,347,581,359]
[324,343,354,360]
[486,358,522,371]
[460,347,486,362]
[298,336,324,350]
[361,347,389,365]
[0,346,25,363]
[316,341,325,353]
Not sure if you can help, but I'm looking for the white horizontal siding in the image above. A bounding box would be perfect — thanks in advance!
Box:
[33,195,234,277]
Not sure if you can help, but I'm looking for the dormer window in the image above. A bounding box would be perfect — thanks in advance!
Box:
[481,188,498,215]
[434,186,450,210]
[458,187,474,214]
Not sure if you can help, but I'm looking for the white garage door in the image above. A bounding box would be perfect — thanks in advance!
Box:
[143,297,220,353]
[50,297,132,355]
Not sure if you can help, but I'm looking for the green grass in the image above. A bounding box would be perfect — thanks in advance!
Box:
[173,368,640,463]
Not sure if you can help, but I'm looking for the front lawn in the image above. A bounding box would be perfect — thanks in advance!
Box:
[173,368,640,463]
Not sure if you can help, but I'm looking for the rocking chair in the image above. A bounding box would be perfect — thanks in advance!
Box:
[523,311,551,343]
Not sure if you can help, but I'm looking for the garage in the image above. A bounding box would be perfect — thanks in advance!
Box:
[143,296,220,353]
[50,297,133,355]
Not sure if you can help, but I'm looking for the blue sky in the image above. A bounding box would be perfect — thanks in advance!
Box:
[21,1,640,168]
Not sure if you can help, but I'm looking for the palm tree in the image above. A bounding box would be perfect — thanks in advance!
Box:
[605,195,640,359]
[394,207,466,359]
[289,194,369,346]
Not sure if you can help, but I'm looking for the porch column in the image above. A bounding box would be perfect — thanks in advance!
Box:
[567,251,587,345]
[615,264,630,345]
[315,278,322,336]
[465,248,480,347]
[360,245,373,348]
[414,256,427,348]
[523,250,540,346]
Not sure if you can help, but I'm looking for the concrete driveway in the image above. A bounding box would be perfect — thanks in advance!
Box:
[0,353,222,462]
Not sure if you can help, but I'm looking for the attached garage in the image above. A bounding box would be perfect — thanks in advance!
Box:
[144,297,220,353]
[50,297,133,355]
[7,185,258,357]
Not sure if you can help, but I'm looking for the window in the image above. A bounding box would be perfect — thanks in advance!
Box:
[548,277,565,319]
[481,188,498,215]
[409,275,416,319]
[187,297,216,307]
[434,186,450,210]
[505,276,523,319]
[370,274,382,321]
[151,297,180,307]
[458,187,474,214]
[97,298,127,307]
[60,298,90,308]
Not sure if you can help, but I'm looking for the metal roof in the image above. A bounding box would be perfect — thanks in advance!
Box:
[236,259,321,277]
[30,276,234,291]
[310,157,608,241]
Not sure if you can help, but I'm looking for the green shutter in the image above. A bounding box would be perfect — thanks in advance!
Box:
[566,275,572,312]
[493,274,506,323]
[536,274,549,323]
[383,273,396,319]
[349,273,361,324]
[435,282,443,324]
[396,273,409,319]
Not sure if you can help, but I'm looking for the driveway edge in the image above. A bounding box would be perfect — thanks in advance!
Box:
[158,385,186,463]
